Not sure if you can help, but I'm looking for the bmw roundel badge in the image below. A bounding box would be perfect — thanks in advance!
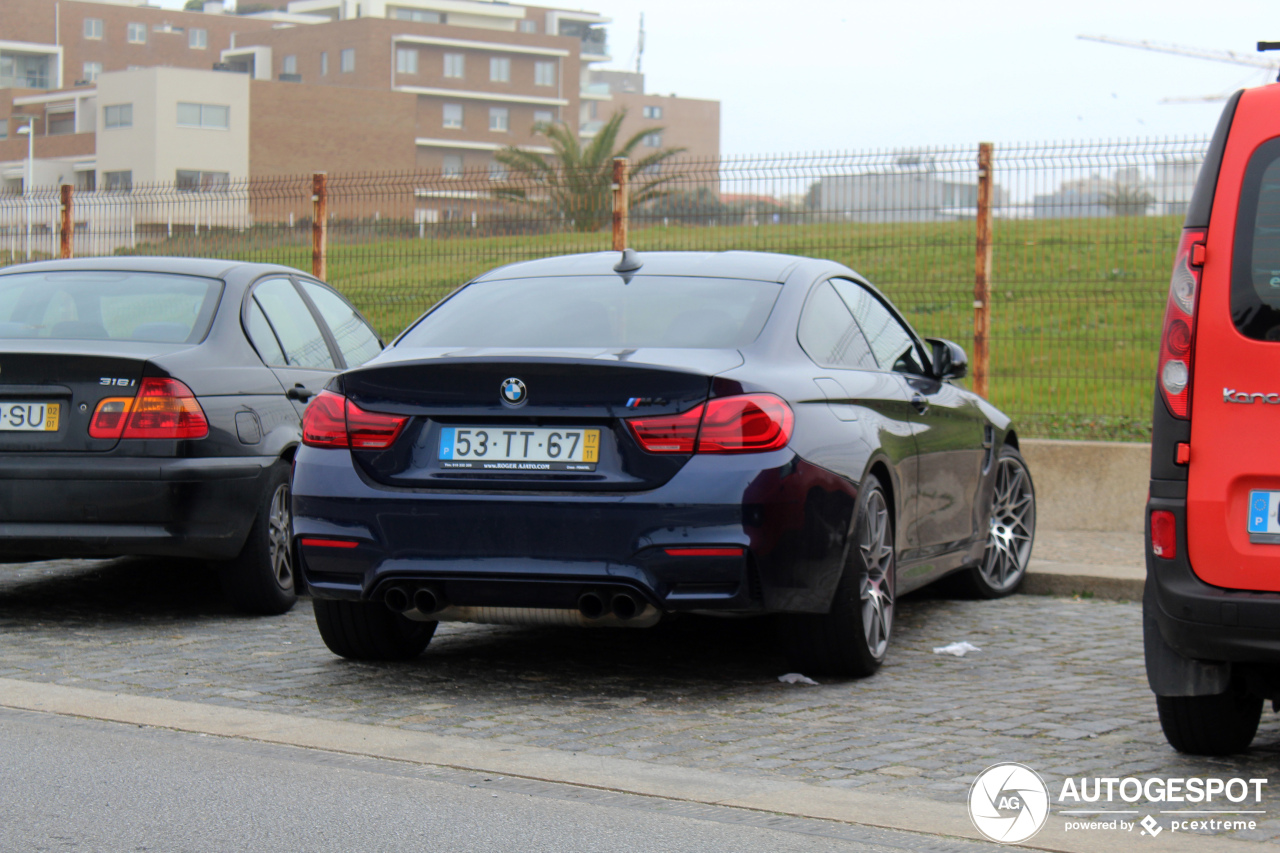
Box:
[500,377,527,407]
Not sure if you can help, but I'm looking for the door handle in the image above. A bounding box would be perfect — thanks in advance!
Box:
[910,393,929,414]
[286,384,314,402]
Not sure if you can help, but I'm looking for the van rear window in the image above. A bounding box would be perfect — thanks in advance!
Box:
[1233,138,1280,340]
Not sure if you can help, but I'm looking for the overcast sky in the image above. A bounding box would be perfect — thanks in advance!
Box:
[160,0,1277,155]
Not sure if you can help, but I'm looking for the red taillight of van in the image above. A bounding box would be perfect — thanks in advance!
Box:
[627,394,794,454]
[301,390,408,450]
[1157,228,1207,419]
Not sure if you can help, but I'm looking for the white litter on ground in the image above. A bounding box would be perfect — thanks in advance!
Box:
[777,672,820,686]
[932,641,981,657]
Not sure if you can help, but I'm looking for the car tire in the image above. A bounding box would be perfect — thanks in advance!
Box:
[953,445,1036,599]
[220,462,298,615]
[1156,681,1263,756]
[778,475,895,678]
[313,599,437,661]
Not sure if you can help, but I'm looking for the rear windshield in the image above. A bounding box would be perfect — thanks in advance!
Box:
[400,275,781,349]
[1233,138,1280,340]
[0,271,223,343]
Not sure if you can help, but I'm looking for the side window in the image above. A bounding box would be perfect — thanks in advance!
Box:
[251,278,335,369]
[831,279,926,374]
[798,281,876,369]
[245,298,287,366]
[299,281,382,367]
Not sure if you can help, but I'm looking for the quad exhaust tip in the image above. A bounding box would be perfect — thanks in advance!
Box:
[383,585,412,613]
[577,591,607,619]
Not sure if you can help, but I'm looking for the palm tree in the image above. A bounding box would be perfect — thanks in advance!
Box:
[493,109,687,232]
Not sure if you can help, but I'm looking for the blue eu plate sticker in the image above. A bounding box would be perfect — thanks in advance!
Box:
[1247,491,1280,534]
[438,427,456,460]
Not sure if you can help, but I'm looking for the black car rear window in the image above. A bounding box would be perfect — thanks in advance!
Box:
[1232,137,1280,340]
[400,275,781,349]
[0,271,223,343]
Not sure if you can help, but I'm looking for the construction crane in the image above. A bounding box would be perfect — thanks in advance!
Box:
[1077,34,1280,102]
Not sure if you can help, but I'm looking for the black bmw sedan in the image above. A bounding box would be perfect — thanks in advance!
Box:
[0,257,384,614]
[293,250,1035,674]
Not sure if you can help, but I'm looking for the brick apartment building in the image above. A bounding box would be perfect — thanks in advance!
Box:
[0,0,720,194]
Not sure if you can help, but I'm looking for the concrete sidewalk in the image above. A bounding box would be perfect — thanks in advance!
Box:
[1023,529,1144,601]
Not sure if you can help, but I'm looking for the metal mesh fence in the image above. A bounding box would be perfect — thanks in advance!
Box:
[0,137,1210,441]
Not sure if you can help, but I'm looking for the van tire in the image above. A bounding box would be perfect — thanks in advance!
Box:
[1155,681,1263,755]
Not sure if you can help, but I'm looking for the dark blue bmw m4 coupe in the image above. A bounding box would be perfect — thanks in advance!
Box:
[292,250,1035,675]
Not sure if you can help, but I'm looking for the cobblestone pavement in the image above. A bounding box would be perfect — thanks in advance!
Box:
[1,558,1277,843]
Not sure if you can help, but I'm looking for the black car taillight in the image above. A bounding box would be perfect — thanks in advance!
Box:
[626,394,794,454]
[302,390,408,450]
[1158,228,1206,419]
[89,378,209,440]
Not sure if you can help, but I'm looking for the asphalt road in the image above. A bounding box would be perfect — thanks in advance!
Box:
[0,706,998,853]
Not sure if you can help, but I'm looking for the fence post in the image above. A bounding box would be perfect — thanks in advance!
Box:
[973,142,994,399]
[612,157,629,251]
[59,184,73,259]
[312,172,328,280]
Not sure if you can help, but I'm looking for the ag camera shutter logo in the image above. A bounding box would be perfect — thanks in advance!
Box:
[968,762,1051,844]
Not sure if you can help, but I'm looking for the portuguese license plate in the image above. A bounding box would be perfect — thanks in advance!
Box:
[438,426,600,472]
[1248,490,1280,543]
[0,401,59,432]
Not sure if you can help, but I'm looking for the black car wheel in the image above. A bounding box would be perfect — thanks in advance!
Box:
[1156,679,1263,756]
[221,462,298,615]
[780,475,895,677]
[954,446,1036,599]
[313,599,437,661]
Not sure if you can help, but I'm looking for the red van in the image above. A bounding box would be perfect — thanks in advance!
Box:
[1146,84,1280,755]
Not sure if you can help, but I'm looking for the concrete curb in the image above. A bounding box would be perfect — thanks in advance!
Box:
[0,678,1263,852]
[1022,567,1143,602]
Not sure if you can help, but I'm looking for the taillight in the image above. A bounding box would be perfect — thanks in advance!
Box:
[1158,228,1206,419]
[301,390,407,450]
[1151,510,1177,559]
[626,394,794,455]
[88,378,208,440]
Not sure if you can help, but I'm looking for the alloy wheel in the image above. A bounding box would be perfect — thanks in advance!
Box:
[268,483,294,591]
[981,456,1035,592]
[859,487,894,661]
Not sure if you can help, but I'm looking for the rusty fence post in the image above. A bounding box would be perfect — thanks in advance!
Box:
[312,172,328,280]
[59,184,73,259]
[611,157,629,251]
[973,142,994,399]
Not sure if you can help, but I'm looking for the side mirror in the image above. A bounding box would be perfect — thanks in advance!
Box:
[927,338,968,381]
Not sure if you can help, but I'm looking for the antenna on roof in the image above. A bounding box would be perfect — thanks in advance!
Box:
[1260,41,1280,80]
[635,13,645,74]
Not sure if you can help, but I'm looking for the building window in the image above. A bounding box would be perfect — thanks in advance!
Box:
[442,154,462,179]
[643,105,663,119]
[489,57,510,83]
[534,61,555,87]
[127,23,147,44]
[489,107,508,132]
[104,170,132,192]
[0,119,6,139]
[489,160,506,182]
[176,169,230,192]
[83,62,103,83]
[392,7,442,22]
[84,18,103,39]
[443,53,464,79]
[533,109,553,130]
[395,48,417,74]
[177,102,230,130]
[519,20,537,33]
[340,48,355,73]
[104,103,133,129]
[282,55,297,75]
[189,27,207,49]
[47,111,74,135]
[643,131,663,148]
[320,51,328,75]
[443,103,463,129]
